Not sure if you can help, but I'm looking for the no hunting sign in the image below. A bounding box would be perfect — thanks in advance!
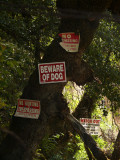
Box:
[14,99,40,119]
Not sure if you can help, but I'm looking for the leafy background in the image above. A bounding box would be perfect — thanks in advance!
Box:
[0,0,120,159]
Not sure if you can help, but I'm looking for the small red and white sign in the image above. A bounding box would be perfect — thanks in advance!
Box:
[14,99,40,119]
[59,32,80,52]
[38,62,66,84]
[80,118,101,135]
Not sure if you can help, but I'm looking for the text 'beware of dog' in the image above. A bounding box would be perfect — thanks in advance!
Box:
[38,62,66,84]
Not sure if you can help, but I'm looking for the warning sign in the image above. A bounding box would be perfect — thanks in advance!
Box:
[14,99,40,119]
[80,118,101,135]
[38,62,66,84]
[59,32,80,52]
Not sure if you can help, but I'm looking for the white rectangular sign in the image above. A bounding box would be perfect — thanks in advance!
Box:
[80,118,101,135]
[14,99,40,119]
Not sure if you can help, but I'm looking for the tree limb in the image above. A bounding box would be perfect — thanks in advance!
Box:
[66,113,107,160]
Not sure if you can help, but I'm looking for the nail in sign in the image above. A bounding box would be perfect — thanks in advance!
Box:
[38,62,66,84]
[14,99,40,119]
[59,32,80,52]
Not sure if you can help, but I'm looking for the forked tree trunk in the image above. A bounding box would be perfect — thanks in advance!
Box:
[0,0,114,159]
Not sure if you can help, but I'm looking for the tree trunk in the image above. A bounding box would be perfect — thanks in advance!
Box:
[111,130,120,160]
[0,0,113,159]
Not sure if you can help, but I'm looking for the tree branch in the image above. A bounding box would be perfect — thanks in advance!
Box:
[66,113,107,160]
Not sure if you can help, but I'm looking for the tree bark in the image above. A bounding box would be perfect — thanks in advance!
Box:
[111,130,120,160]
[73,93,95,119]
[0,0,114,159]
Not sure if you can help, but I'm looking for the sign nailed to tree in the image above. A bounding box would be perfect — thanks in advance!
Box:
[80,118,101,135]
[38,62,66,84]
[14,99,40,119]
[59,32,80,52]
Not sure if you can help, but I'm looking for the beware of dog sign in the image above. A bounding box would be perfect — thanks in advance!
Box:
[38,62,66,84]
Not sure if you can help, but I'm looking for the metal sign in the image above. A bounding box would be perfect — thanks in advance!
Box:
[38,62,66,84]
[59,32,80,52]
[80,118,101,135]
[14,99,40,119]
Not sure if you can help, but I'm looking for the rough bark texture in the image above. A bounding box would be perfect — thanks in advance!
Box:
[111,130,120,160]
[0,0,116,159]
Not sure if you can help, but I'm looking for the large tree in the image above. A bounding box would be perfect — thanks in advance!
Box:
[0,0,120,159]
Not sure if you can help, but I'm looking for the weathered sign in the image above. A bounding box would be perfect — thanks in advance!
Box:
[14,99,40,119]
[59,32,80,52]
[38,62,66,84]
[80,118,101,135]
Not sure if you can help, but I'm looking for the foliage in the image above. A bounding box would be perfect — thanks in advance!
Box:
[83,16,120,111]
[34,133,81,160]
[0,98,6,109]
[0,1,60,149]
[0,0,59,129]
[0,0,58,49]
[0,1,120,159]
[73,136,89,160]
[0,40,34,105]
[63,81,85,113]
[0,0,59,105]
